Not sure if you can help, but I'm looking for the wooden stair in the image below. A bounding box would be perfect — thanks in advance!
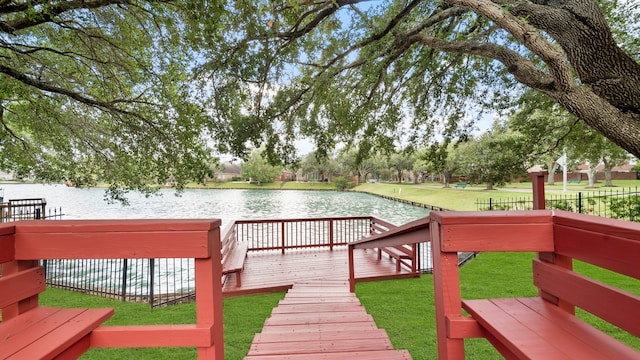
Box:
[244,280,412,359]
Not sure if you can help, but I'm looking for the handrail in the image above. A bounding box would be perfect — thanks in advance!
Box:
[224,216,392,253]
[348,216,430,291]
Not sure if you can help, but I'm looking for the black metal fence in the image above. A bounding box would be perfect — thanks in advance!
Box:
[476,187,640,222]
[1,198,63,222]
[43,258,195,308]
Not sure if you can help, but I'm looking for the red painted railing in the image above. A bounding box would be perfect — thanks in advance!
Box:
[225,216,396,253]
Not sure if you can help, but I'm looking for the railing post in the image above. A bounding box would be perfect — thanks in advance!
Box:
[348,244,355,292]
[329,220,334,251]
[281,221,285,255]
[529,171,548,210]
[578,192,583,213]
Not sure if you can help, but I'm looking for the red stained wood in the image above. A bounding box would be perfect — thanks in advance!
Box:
[91,325,214,348]
[553,224,640,279]
[244,349,412,360]
[533,260,640,337]
[431,210,640,360]
[0,226,15,263]
[463,298,640,359]
[430,210,553,225]
[222,248,418,296]
[247,282,413,359]
[440,223,554,252]
[15,231,211,259]
[0,307,113,360]
[3,219,222,359]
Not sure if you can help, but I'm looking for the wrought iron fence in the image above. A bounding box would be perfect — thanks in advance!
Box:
[476,187,640,222]
[0,198,63,222]
[43,258,195,308]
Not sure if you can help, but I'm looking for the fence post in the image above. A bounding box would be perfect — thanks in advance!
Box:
[121,259,128,302]
[529,171,547,210]
[489,198,493,210]
[149,258,155,308]
[578,192,583,213]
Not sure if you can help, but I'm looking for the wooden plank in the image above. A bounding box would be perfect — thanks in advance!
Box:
[463,298,640,359]
[14,219,220,233]
[248,338,393,355]
[430,210,553,225]
[352,217,428,250]
[0,230,15,263]
[1,307,113,360]
[14,231,211,259]
[519,297,640,359]
[440,223,554,252]
[271,303,364,314]
[554,225,640,279]
[553,210,640,242]
[244,349,412,360]
[251,329,389,343]
[264,312,374,326]
[90,325,215,348]
[533,260,640,337]
[260,322,379,334]
[0,266,45,308]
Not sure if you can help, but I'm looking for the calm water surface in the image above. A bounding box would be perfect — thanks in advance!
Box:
[2,184,429,225]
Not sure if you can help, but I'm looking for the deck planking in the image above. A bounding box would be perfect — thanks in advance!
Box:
[222,247,418,296]
[244,281,412,360]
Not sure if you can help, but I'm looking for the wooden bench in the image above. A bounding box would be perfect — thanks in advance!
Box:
[221,223,249,287]
[378,245,417,272]
[454,182,467,189]
[1,219,224,359]
[430,210,640,359]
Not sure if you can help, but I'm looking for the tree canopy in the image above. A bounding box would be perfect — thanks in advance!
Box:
[2,1,640,195]
[202,0,640,160]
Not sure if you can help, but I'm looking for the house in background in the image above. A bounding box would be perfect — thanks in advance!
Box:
[213,163,242,182]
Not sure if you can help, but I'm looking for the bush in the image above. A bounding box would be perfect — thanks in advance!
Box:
[333,177,356,191]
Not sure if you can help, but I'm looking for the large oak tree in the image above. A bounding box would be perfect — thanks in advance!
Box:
[1,1,639,195]
[200,0,640,161]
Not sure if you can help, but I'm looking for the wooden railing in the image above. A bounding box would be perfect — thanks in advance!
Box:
[226,216,395,253]
[1,219,224,359]
[348,217,430,291]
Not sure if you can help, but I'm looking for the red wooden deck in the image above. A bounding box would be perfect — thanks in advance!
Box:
[244,281,412,359]
[222,247,418,297]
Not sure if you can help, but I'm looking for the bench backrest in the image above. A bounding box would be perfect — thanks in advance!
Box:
[0,223,44,321]
[538,211,640,337]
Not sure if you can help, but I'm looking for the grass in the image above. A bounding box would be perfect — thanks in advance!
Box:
[354,179,640,211]
[39,288,285,360]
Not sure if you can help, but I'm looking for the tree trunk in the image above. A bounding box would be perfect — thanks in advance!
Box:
[486,183,494,190]
[547,160,559,185]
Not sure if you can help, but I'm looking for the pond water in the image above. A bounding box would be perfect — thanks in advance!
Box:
[1,184,430,225]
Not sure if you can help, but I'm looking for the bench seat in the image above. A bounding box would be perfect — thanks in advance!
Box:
[378,245,413,272]
[462,297,639,359]
[222,240,248,287]
[0,306,113,359]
